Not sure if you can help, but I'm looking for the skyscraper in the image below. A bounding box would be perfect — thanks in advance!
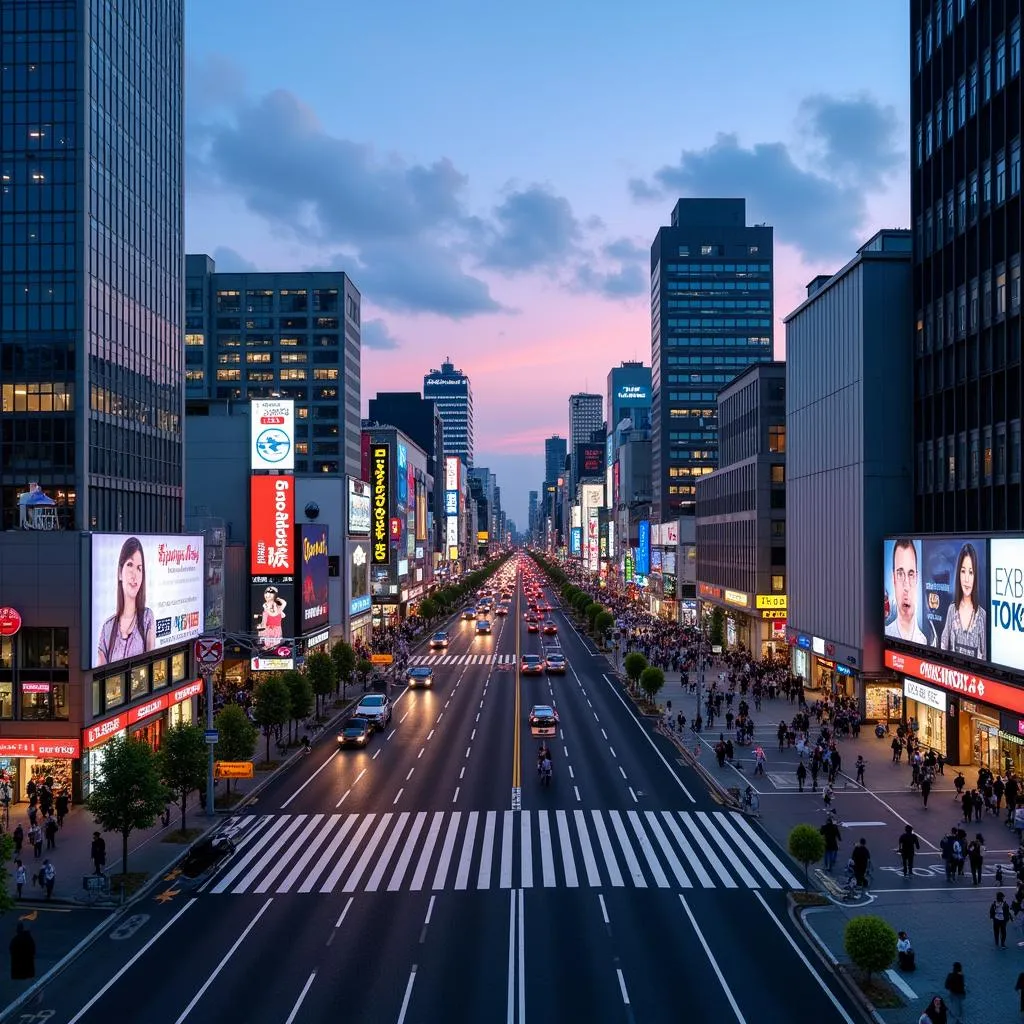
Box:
[424,359,474,468]
[544,435,567,485]
[649,198,774,519]
[528,490,539,538]
[186,255,362,479]
[0,0,185,531]
[569,393,604,447]
[911,0,1023,531]
[607,362,652,435]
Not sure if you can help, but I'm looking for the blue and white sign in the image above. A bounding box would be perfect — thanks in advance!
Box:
[570,527,582,555]
[397,444,408,504]
[250,398,295,471]
[636,519,651,576]
[606,433,614,469]
[350,594,372,616]
[445,490,458,516]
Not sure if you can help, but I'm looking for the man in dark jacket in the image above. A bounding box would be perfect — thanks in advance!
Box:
[90,832,106,875]
[9,923,34,981]
[820,815,842,872]
[897,824,921,876]
[850,838,871,887]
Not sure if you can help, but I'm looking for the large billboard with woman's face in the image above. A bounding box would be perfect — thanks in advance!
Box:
[90,534,205,669]
[883,536,988,663]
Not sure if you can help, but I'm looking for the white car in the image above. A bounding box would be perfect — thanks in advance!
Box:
[355,693,392,731]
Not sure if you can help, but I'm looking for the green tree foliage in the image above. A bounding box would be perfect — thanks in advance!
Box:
[709,607,726,649]
[787,824,826,883]
[595,609,615,642]
[331,641,357,699]
[214,703,257,794]
[623,651,648,686]
[586,602,604,633]
[0,832,14,912]
[639,666,666,703]
[356,658,373,689]
[306,651,337,718]
[283,669,314,741]
[157,723,207,833]
[418,598,438,623]
[844,916,896,979]
[87,735,168,875]
[251,675,292,763]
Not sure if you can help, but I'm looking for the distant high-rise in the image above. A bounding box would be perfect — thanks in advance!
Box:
[528,490,539,537]
[569,393,604,448]
[0,0,186,531]
[424,359,474,468]
[650,198,774,519]
[544,436,568,485]
[607,362,652,435]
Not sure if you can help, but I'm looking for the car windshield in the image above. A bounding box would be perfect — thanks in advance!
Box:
[523,656,540,665]
[410,667,430,675]
[344,721,367,732]
[361,695,385,706]
[533,707,554,717]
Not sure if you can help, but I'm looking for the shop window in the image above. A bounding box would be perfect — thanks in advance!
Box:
[0,635,11,670]
[53,628,68,669]
[130,665,148,699]
[91,677,102,717]
[104,673,125,709]
[21,628,53,668]
[152,658,168,690]
[0,681,12,720]
[770,464,785,485]
[172,651,186,683]
[21,683,52,721]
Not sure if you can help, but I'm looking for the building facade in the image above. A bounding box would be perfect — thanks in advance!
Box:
[606,362,652,434]
[569,393,603,447]
[185,255,361,479]
[695,362,787,656]
[424,359,473,468]
[650,198,774,519]
[785,230,914,715]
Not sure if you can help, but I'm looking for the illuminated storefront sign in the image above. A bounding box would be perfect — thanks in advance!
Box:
[756,594,787,610]
[886,649,1024,716]
[250,476,294,574]
[699,582,722,600]
[445,456,460,492]
[0,737,80,758]
[372,444,390,565]
[724,589,749,608]
[250,398,294,471]
[83,680,203,748]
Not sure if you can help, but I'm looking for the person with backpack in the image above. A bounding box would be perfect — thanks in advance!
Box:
[39,859,55,900]
[966,834,985,885]
[943,962,965,1022]
[991,890,1013,947]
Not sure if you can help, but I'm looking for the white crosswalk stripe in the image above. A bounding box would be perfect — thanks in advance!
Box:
[408,653,518,665]
[212,809,800,895]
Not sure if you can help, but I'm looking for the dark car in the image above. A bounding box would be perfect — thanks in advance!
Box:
[545,653,567,674]
[181,834,236,880]
[406,666,434,688]
[338,716,373,747]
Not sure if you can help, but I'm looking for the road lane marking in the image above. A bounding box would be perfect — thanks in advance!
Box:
[678,813,734,887]
[284,972,317,1024]
[432,811,462,889]
[590,810,624,887]
[453,787,460,803]
[427,729,435,740]
[335,897,354,927]
[517,888,526,1023]
[211,816,292,893]
[406,767,415,781]
[454,810,479,889]
[252,814,324,894]
[337,788,352,806]
[67,899,197,1024]
[696,810,759,888]
[396,965,418,1024]
[417,748,425,759]
[279,815,350,893]
[618,766,627,779]
[575,785,582,801]
[317,814,377,893]
[372,749,381,760]
[628,787,638,803]
[609,746,617,758]
[678,895,746,1024]
[281,750,339,809]
[500,810,514,887]
[616,968,630,1005]
[609,811,647,887]
[478,810,496,889]
[365,812,411,892]
[555,810,578,887]
[520,810,534,888]
[598,894,610,923]
[387,729,396,741]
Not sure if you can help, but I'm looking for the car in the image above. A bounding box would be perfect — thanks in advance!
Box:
[338,716,373,747]
[529,704,559,736]
[430,631,450,649]
[462,607,477,620]
[545,653,566,674]
[527,621,540,633]
[181,834,236,880]
[355,693,392,730]
[495,603,509,615]
[542,620,558,635]
[476,618,492,635]
[521,654,545,675]
[406,666,434,688]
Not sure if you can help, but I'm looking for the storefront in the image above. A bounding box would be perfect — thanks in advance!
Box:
[81,679,203,797]
[999,711,1024,776]
[0,737,80,804]
[864,681,903,724]
[371,601,401,630]
[901,677,949,754]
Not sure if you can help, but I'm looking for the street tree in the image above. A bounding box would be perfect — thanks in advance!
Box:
[0,833,13,912]
[306,651,337,718]
[213,704,257,795]
[356,658,373,689]
[418,598,438,625]
[595,609,615,645]
[639,666,665,705]
[251,675,292,763]
[787,824,826,883]
[330,641,357,699]
[87,735,168,875]
[709,608,726,649]
[623,652,648,689]
[157,723,207,834]
[844,916,896,979]
[283,669,314,743]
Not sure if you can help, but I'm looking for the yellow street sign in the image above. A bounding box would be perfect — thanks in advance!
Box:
[214,761,254,779]
[370,653,394,665]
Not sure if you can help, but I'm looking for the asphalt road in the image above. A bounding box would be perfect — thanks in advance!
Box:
[29,558,863,1024]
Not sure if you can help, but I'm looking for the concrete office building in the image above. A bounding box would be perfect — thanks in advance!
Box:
[650,198,774,519]
[185,255,361,479]
[784,230,913,711]
[695,362,787,657]
[424,359,473,468]
[569,393,603,447]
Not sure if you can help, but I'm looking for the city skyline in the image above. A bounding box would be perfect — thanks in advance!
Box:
[185,0,910,523]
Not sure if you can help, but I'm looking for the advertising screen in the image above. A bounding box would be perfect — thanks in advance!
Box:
[445,456,460,492]
[250,398,295,471]
[349,541,371,616]
[250,576,295,663]
[581,483,603,514]
[445,490,458,516]
[371,444,390,565]
[251,475,295,574]
[446,517,458,550]
[298,524,329,633]
[571,505,581,530]
[90,534,205,669]
[347,478,370,535]
[576,444,605,478]
[607,521,615,559]
[636,520,651,576]
[586,510,600,571]
[651,548,663,571]
[606,434,614,469]
[883,536,988,661]
[570,527,582,555]
[397,444,408,505]
[991,538,1024,670]
[415,482,427,541]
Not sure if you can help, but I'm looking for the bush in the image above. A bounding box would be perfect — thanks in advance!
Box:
[639,666,665,703]
[787,824,825,883]
[623,651,648,685]
[844,916,896,979]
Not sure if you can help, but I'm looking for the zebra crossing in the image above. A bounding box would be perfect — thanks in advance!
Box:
[208,808,802,895]
[409,653,517,665]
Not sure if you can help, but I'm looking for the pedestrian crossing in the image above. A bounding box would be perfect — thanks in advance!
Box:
[209,809,802,895]
[409,653,518,665]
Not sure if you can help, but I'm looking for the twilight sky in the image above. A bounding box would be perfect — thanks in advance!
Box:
[185,0,910,527]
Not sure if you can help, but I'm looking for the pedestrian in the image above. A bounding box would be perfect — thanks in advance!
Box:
[1016,972,1024,1014]
[943,962,965,1023]
[40,859,55,899]
[44,814,57,850]
[921,775,932,808]
[851,837,871,888]
[820,814,842,872]
[918,995,948,1023]
[8,922,34,981]
[28,823,42,859]
[90,832,106,875]
[897,931,915,971]
[13,860,25,899]
[898,824,921,877]
[11,823,23,858]
[991,890,1013,948]
[855,755,866,787]
[796,760,807,793]
[967,834,985,885]
[55,789,69,828]
[823,783,835,811]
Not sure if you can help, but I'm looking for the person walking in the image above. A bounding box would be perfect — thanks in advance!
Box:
[943,962,965,1023]
[967,834,985,885]
[855,755,866,787]
[27,823,42,860]
[796,760,807,792]
[820,814,842,873]
[851,837,871,888]
[13,860,25,899]
[918,995,948,1023]
[90,832,106,875]
[898,824,921,877]
[39,859,55,899]
[991,890,1014,948]
[921,774,933,808]
[8,922,34,981]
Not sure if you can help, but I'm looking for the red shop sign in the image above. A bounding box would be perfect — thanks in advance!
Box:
[0,737,80,758]
[885,649,1024,717]
[83,678,204,749]
[389,517,402,540]
[0,607,22,636]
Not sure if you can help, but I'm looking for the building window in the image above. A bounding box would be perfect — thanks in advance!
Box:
[982,49,992,102]
[969,281,979,330]
[185,333,204,347]
[982,162,992,209]
[748,245,759,255]
[1011,265,1021,311]
[996,36,1006,91]
[947,435,956,490]
[969,63,978,115]
[768,425,785,453]
[997,153,1007,203]
[216,369,241,381]
[957,183,967,231]
[997,269,1007,316]
[983,275,992,324]
[1012,421,1022,483]
[700,245,714,256]
[925,113,933,157]
[1010,139,1021,195]
[925,13,933,56]
[770,464,785,486]
[935,102,943,145]
[1011,18,1021,77]
[957,76,966,125]
[945,0,953,33]
[926,441,935,490]
[935,200,944,248]
[217,353,240,365]
[968,172,978,222]
[983,427,993,482]
[946,192,954,234]
[915,124,923,167]
[771,575,784,594]
[216,290,240,313]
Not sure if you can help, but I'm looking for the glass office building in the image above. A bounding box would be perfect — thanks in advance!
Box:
[0,0,185,531]
[424,359,473,468]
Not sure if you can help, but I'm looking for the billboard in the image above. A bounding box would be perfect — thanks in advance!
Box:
[397,443,409,506]
[371,444,390,565]
[250,475,295,574]
[580,483,603,514]
[415,481,427,541]
[347,478,370,535]
[348,541,371,616]
[607,521,615,559]
[616,384,650,403]
[446,516,458,550]
[298,524,329,633]
[991,539,1024,670]
[251,577,294,651]
[576,443,605,478]
[636,520,651,576]
[883,536,988,662]
[250,398,294,471]
[90,534,205,669]
[569,527,582,555]
[586,510,599,571]
[571,505,582,530]
[445,490,459,516]
[445,456,460,492]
